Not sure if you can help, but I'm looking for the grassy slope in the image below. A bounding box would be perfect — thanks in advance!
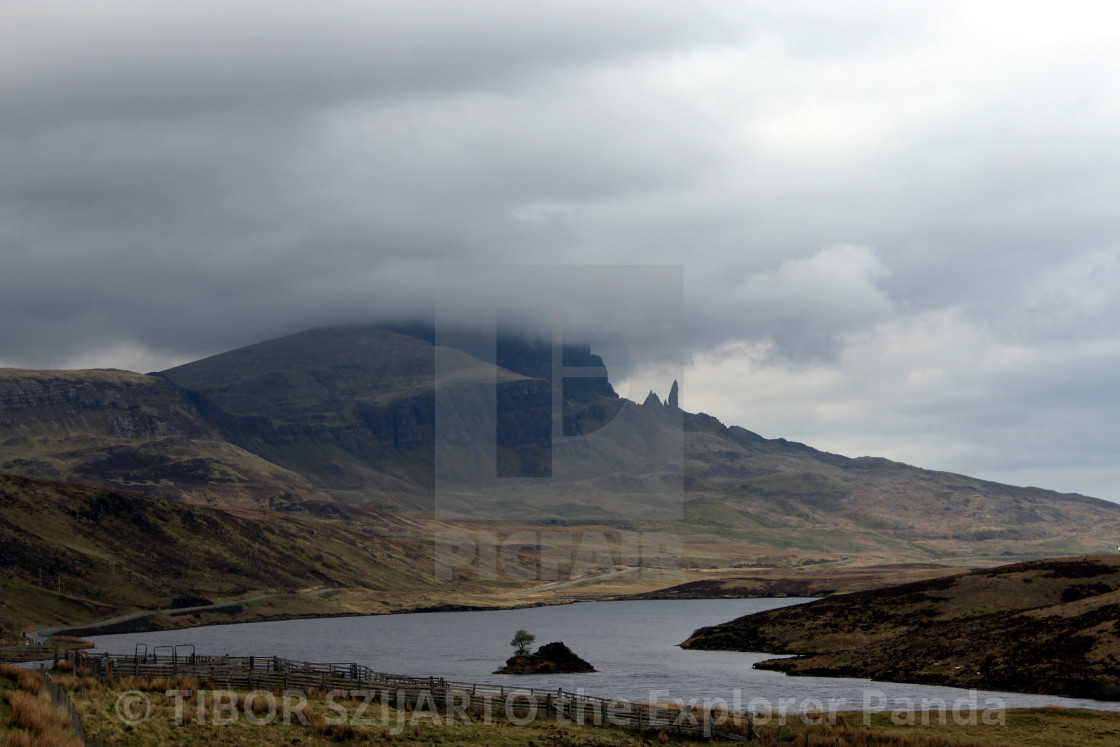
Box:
[681,554,1120,700]
[626,563,963,599]
[0,472,471,640]
[0,468,991,644]
[160,325,535,508]
[684,414,1120,564]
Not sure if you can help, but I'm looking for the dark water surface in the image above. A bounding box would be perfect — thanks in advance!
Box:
[89,598,1120,713]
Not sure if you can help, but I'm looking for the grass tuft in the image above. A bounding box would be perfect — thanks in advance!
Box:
[4,689,81,747]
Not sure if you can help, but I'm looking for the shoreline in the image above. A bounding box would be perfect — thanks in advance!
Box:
[32,591,577,644]
[43,593,1120,714]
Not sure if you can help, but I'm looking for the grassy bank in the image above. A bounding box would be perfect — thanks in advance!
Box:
[12,663,1120,746]
[682,554,1120,701]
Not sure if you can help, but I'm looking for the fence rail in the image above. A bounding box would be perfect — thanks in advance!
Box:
[0,645,55,662]
[70,651,739,739]
[44,670,104,747]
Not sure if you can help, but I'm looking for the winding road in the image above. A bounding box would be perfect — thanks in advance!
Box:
[28,588,338,645]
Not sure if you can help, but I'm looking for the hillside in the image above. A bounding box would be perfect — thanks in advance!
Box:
[681,554,1120,700]
[160,325,540,508]
[679,412,1120,563]
[2,324,1120,565]
[0,471,502,642]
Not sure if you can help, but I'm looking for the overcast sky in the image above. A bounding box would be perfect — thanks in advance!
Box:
[3,1,1119,501]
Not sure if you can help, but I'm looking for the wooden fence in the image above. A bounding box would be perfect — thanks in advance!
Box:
[0,645,55,663]
[70,650,748,740]
[44,671,104,747]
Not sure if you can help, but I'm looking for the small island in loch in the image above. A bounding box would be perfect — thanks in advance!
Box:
[495,641,597,674]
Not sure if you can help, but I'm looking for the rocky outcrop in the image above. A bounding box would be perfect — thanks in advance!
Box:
[0,370,214,439]
[667,380,679,409]
[0,369,326,508]
[494,641,596,674]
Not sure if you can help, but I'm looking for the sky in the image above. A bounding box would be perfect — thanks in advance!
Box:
[2,1,1119,501]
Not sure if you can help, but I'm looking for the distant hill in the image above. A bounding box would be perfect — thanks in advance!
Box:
[679,410,1120,562]
[3,324,1120,564]
[681,553,1120,700]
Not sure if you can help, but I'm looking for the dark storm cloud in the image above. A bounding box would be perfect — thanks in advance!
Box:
[1,0,746,364]
[2,1,1120,499]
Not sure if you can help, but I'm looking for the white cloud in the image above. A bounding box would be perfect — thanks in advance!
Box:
[725,245,894,358]
[737,244,893,325]
[1014,246,1120,341]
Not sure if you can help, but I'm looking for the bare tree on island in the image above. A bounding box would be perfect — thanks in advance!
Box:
[510,629,535,656]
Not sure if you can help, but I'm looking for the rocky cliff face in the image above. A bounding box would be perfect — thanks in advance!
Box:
[0,369,325,507]
[0,370,215,441]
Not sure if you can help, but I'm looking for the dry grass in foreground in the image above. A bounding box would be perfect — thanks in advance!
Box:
[11,664,1120,747]
[0,663,81,747]
[67,675,682,747]
[691,707,1120,746]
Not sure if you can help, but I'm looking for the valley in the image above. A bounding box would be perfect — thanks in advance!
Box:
[3,324,1120,728]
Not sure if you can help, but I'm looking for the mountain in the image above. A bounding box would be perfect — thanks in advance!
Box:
[679,411,1120,562]
[3,324,1120,564]
[680,553,1120,700]
[0,471,446,639]
[158,325,502,508]
[159,324,682,520]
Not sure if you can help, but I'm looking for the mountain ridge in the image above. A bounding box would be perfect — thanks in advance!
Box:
[2,323,1119,565]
